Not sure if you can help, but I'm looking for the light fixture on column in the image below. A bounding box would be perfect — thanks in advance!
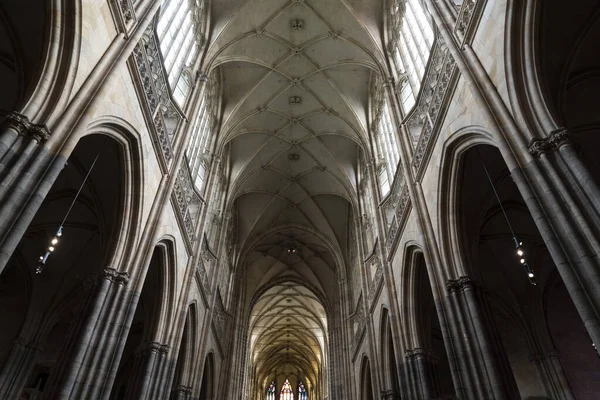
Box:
[478,149,537,285]
[36,138,107,274]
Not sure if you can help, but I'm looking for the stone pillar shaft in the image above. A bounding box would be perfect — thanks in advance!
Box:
[0,339,41,399]
[41,269,130,400]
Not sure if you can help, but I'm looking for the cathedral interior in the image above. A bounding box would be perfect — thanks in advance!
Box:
[1,0,600,399]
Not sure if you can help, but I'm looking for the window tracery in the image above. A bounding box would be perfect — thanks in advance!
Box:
[388,0,434,113]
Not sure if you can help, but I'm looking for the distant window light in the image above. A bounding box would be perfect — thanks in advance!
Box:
[389,0,434,114]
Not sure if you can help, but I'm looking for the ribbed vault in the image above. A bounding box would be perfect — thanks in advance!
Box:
[206,0,385,397]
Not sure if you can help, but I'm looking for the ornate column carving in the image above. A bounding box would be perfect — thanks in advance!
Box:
[528,128,571,157]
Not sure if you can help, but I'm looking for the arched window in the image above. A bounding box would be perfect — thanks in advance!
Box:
[156,0,206,105]
[375,99,400,196]
[266,381,276,400]
[389,0,434,113]
[297,381,307,400]
[280,379,294,400]
[186,70,221,192]
[371,76,401,197]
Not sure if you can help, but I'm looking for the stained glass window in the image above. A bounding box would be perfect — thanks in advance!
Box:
[298,381,307,400]
[266,381,276,400]
[280,379,294,400]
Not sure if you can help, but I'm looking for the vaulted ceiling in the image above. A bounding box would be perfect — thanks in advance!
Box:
[205,0,385,393]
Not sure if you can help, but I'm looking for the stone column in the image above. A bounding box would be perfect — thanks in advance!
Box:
[403,348,439,400]
[0,338,42,399]
[530,350,574,400]
[41,267,130,400]
[126,341,170,399]
[0,113,53,275]
[443,276,518,400]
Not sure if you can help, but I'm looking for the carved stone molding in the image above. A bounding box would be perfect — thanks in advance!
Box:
[173,164,202,243]
[411,41,457,174]
[455,0,476,34]
[385,184,411,252]
[529,128,571,158]
[103,267,130,285]
[3,112,50,142]
[446,275,476,293]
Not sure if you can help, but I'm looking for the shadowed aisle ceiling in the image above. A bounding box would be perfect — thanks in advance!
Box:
[205,0,385,393]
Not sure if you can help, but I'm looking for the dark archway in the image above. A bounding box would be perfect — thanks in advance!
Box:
[199,353,215,400]
[172,304,198,396]
[458,143,600,398]
[0,134,126,398]
[380,309,401,397]
[360,357,374,400]
[413,253,454,398]
[0,0,46,114]
[109,243,171,400]
[537,1,600,184]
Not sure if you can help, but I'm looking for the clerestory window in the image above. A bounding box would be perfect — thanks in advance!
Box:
[157,0,205,105]
[389,0,434,113]
[186,71,220,192]
[374,99,400,196]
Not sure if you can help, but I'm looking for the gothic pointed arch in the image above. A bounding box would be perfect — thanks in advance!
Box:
[199,352,215,400]
[0,124,144,398]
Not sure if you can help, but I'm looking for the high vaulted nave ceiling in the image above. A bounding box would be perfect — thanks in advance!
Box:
[205,0,385,391]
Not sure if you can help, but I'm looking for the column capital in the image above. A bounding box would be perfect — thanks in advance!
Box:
[3,112,30,135]
[529,128,571,157]
[173,385,193,395]
[445,275,476,292]
[135,341,164,356]
[3,111,51,141]
[102,267,130,285]
[380,390,400,400]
